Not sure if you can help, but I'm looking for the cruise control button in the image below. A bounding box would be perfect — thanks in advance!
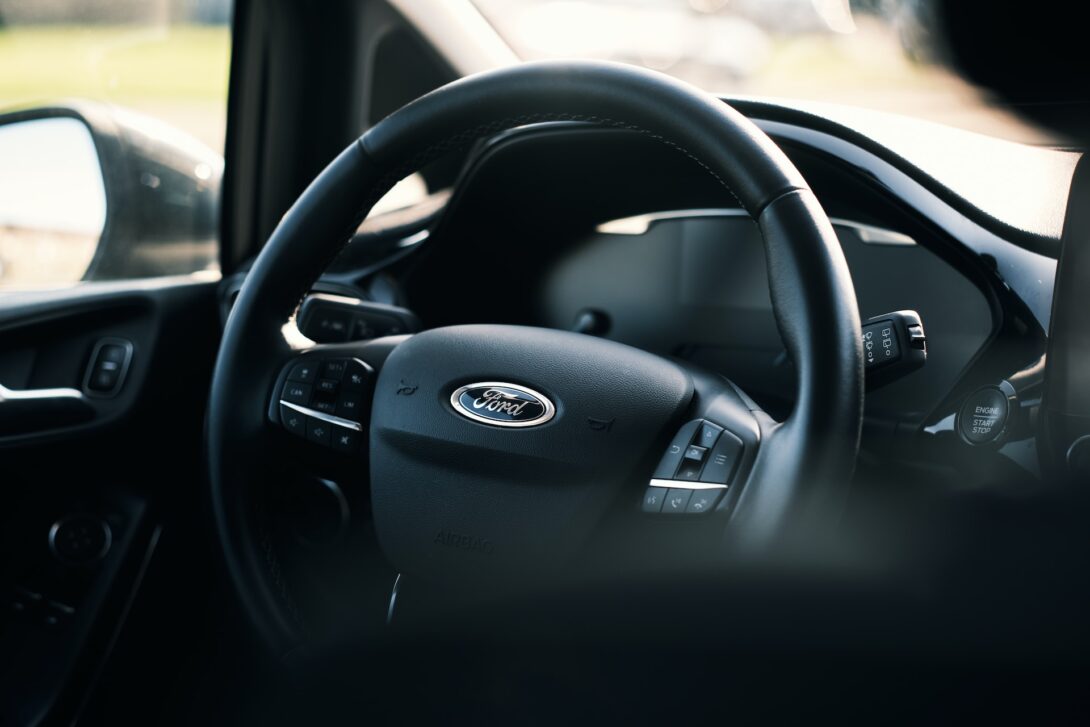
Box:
[699,430,744,484]
[335,393,364,420]
[331,426,361,453]
[686,489,722,514]
[282,382,312,406]
[288,361,318,384]
[663,489,692,514]
[652,420,702,479]
[321,359,348,380]
[306,418,332,446]
[280,404,306,437]
[316,378,339,394]
[642,486,667,513]
[311,396,337,414]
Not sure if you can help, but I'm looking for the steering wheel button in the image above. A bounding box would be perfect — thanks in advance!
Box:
[663,489,692,514]
[686,490,722,514]
[306,418,333,446]
[311,396,337,414]
[335,394,363,420]
[321,359,348,380]
[676,461,703,481]
[331,426,361,453]
[652,420,703,479]
[342,362,369,390]
[697,421,722,447]
[683,445,707,463]
[279,404,306,437]
[699,430,744,484]
[288,361,318,384]
[282,382,312,406]
[641,486,667,513]
[316,378,339,394]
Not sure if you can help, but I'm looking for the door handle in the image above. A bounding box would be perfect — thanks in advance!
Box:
[0,382,95,436]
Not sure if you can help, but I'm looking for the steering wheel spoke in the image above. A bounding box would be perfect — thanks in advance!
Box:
[267,337,406,456]
[272,354,370,453]
[641,369,763,517]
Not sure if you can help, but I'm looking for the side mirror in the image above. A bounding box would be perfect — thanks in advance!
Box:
[0,114,106,288]
[0,103,222,289]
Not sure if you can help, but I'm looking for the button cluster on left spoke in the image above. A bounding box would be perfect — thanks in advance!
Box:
[276,357,371,453]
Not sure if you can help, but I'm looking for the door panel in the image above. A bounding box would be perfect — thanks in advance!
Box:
[0,278,221,724]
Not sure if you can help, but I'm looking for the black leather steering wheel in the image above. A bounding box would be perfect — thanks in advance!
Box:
[207,60,863,655]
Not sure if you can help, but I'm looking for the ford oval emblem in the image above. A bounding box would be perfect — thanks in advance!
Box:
[450,382,556,428]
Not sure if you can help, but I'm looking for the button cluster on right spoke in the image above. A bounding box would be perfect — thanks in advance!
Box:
[641,418,744,516]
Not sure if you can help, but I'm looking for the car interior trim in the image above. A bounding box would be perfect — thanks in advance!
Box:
[0,382,86,404]
[756,119,1060,329]
[648,479,730,491]
[279,400,364,432]
[595,207,917,246]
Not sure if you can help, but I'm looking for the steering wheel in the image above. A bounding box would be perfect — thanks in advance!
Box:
[207,61,863,655]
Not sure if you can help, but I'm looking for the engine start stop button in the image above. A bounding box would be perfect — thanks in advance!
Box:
[957,386,1010,445]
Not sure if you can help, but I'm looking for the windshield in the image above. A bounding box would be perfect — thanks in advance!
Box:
[472,0,1059,145]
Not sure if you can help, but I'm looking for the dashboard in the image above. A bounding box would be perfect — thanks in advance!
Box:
[536,210,989,423]
[276,99,1081,483]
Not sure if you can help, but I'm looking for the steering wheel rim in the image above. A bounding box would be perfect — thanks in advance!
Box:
[207,60,863,655]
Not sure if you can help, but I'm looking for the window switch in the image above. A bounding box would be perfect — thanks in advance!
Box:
[84,339,133,397]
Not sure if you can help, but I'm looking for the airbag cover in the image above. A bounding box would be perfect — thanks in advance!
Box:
[369,325,692,583]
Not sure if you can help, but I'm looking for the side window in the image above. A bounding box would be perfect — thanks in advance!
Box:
[0,0,233,291]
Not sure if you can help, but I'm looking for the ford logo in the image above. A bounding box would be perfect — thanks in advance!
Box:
[449,382,556,428]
